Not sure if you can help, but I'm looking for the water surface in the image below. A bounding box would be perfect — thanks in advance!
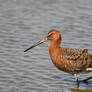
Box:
[0,0,92,92]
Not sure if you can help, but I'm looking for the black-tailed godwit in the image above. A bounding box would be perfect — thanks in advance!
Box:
[24,29,92,88]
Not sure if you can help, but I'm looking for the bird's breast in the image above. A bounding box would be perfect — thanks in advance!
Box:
[49,49,74,74]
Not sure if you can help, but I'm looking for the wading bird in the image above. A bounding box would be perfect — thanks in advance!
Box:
[24,29,92,88]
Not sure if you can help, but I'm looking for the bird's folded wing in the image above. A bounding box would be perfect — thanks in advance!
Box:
[62,48,92,71]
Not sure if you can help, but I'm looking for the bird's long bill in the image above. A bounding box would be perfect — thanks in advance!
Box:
[24,37,48,52]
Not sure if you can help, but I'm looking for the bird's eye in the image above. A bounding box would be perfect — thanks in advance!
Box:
[50,33,53,36]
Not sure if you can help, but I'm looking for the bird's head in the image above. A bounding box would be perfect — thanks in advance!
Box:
[24,29,61,52]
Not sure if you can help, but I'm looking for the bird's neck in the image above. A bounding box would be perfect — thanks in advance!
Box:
[49,37,61,56]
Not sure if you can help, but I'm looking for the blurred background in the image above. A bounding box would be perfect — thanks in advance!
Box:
[0,0,92,92]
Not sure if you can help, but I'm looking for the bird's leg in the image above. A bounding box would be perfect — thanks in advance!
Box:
[74,74,80,88]
[76,78,79,88]
[81,76,92,83]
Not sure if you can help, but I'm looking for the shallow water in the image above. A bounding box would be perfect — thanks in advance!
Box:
[0,0,92,92]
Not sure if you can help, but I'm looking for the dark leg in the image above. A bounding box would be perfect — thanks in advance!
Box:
[74,74,80,88]
[76,78,79,88]
[81,76,92,83]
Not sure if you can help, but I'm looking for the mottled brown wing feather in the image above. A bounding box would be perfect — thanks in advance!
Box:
[62,48,88,61]
[62,48,92,73]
